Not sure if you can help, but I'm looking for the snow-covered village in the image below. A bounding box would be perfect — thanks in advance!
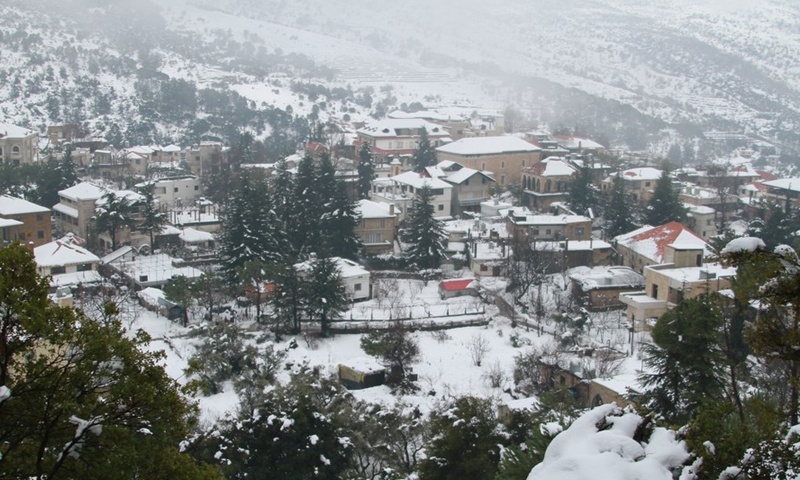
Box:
[1,0,799,479]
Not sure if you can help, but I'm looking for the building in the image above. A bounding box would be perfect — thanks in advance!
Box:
[0,195,51,247]
[521,158,578,211]
[601,168,663,204]
[136,175,202,208]
[619,258,735,331]
[438,278,479,299]
[507,212,593,244]
[355,119,452,164]
[469,241,509,277]
[684,203,717,241]
[354,200,398,255]
[436,136,542,186]
[371,171,453,220]
[553,136,606,155]
[437,164,495,216]
[102,248,204,289]
[294,256,371,301]
[185,141,225,178]
[613,222,709,274]
[33,235,102,290]
[570,266,645,311]
[53,182,107,241]
[94,190,149,252]
[0,122,39,165]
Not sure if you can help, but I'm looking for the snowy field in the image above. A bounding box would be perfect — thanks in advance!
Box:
[114,271,648,424]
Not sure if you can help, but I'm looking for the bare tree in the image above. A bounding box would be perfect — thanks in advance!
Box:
[482,360,505,389]
[467,333,491,367]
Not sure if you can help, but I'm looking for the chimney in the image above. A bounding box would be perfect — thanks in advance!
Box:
[389,203,395,215]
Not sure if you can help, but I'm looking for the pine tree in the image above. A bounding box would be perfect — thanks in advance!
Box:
[419,396,503,480]
[0,244,220,480]
[412,128,437,173]
[137,183,167,249]
[361,323,420,385]
[645,168,687,226]
[302,256,347,337]
[401,185,447,270]
[321,183,362,260]
[603,174,635,238]
[566,166,599,217]
[273,262,305,334]
[271,158,295,229]
[356,142,375,200]
[639,294,726,425]
[290,155,322,257]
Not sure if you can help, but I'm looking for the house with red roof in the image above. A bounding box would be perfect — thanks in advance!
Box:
[612,221,709,274]
[438,278,478,299]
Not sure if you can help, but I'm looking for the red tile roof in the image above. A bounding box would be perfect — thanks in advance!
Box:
[440,279,476,291]
[618,221,707,263]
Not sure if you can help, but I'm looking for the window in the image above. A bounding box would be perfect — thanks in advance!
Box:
[432,189,444,196]
[380,219,386,228]
[77,263,92,272]
[696,254,702,267]
[707,219,713,225]
[575,227,585,236]
[174,187,179,192]
[500,175,505,185]
[364,233,382,244]
[652,284,659,298]
[438,204,444,211]
[12,146,20,154]
[482,177,487,184]
[36,214,43,221]
[645,181,651,187]
[0,147,3,156]
[195,156,200,162]
[354,283,362,291]
[481,163,486,170]
[139,275,148,282]
[37,231,44,239]
[50,266,66,275]
[194,185,199,191]
[501,161,505,168]
[532,229,540,236]
[480,264,488,272]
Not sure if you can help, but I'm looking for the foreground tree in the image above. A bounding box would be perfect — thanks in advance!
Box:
[401,184,447,270]
[639,294,726,425]
[0,244,219,479]
[419,396,503,480]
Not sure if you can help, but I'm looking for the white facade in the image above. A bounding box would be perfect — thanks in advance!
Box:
[371,172,453,221]
[140,176,202,207]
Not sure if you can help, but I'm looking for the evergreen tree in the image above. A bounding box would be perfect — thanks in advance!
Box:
[645,168,687,226]
[412,128,437,173]
[192,367,352,480]
[0,244,220,480]
[164,275,193,327]
[356,142,375,200]
[361,323,420,385]
[137,183,167,249]
[321,183,361,259]
[667,143,682,164]
[566,166,600,216]
[302,256,347,337]
[401,185,447,270]
[93,191,136,251]
[747,199,799,249]
[639,294,726,425]
[271,158,296,231]
[604,174,635,238]
[419,396,503,480]
[273,262,305,334]
[290,155,322,256]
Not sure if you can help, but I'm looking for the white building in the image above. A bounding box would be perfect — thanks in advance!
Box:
[371,171,453,221]
[137,175,202,207]
[294,256,371,302]
[34,235,102,289]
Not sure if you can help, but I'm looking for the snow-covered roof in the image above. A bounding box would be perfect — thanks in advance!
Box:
[34,238,100,268]
[0,122,36,138]
[357,119,449,138]
[356,199,396,219]
[684,203,715,215]
[553,135,606,150]
[762,178,800,192]
[95,189,145,207]
[445,167,494,185]
[101,246,133,264]
[526,158,577,177]
[111,253,203,286]
[179,228,215,244]
[161,144,181,153]
[387,110,451,122]
[0,195,49,215]
[59,182,107,202]
[49,270,102,288]
[570,266,645,290]
[436,136,540,156]
[614,167,663,181]
[294,257,369,279]
[0,218,23,228]
[510,213,591,226]
[472,241,508,260]
[652,263,736,284]
[391,171,452,190]
[439,278,477,291]
[53,203,79,218]
[614,222,708,263]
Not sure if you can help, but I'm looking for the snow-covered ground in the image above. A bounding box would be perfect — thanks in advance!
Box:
[117,271,647,424]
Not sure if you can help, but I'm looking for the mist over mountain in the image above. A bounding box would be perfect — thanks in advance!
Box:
[2,0,798,153]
